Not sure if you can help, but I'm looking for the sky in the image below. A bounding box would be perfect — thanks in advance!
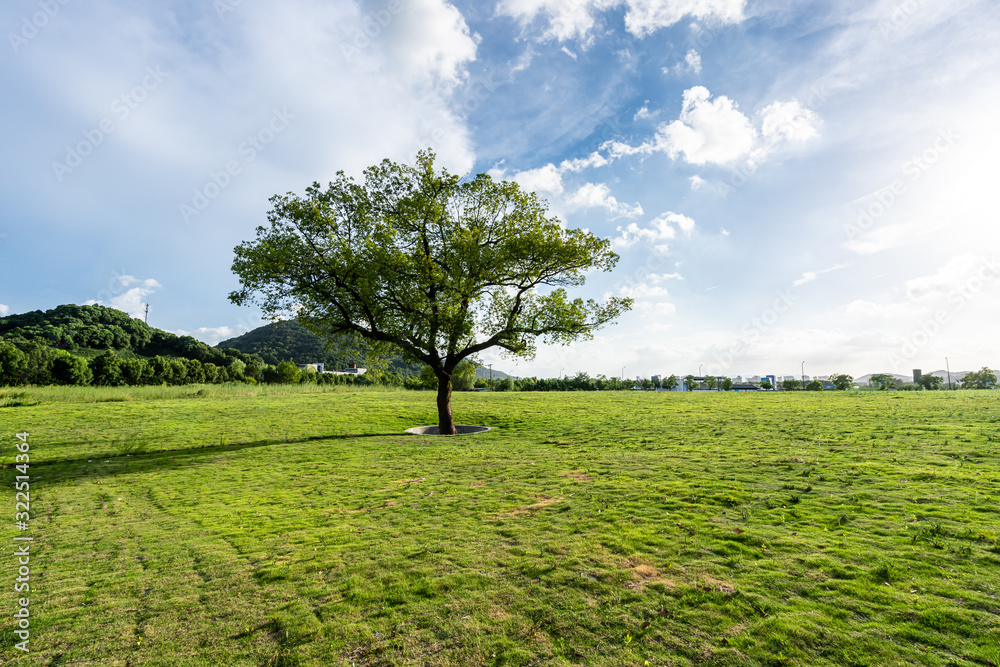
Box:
[2,0,998,380]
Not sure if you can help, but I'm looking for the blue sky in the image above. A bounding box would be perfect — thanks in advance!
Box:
[2,0,998,379]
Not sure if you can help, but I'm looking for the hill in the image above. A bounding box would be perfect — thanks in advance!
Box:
[216,320,421,375]
[0,303,257,366]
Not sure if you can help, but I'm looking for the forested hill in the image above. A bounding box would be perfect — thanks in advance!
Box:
[215,320,420,374]
[0,303,257,365]
[215,320,359,367]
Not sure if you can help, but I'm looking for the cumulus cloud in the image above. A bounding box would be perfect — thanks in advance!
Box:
[612,211,696,251]
[657,87,757,165]
[603,87,821,168]
[761,100,821,144]
[497,0,745,41]
[0,304,9,316]
[84,275,162,319]
[560,152,610,172]
[566,182,644,218]
[496,159,642,219]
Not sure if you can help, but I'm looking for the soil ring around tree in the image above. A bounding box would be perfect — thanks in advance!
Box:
[405,425,492,436]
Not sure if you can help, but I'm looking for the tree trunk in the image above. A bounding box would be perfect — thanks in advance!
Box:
[436,372,456,435]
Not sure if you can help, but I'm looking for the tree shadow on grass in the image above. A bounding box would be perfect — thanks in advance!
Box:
[13,432,403,485]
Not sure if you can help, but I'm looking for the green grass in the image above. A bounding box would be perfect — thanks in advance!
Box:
[2,387,999,666]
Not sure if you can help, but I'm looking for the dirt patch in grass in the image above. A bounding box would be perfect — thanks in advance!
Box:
[562,470,594,481]
[625,558,677,589]
[494,495,564,516]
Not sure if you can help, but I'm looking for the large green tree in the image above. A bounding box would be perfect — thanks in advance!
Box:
[229,152,632,434]
[960,367,997,390]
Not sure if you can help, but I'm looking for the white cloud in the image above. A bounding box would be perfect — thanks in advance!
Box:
[684,48,703,74]
[623,0,745,37]
[496,0,606,42]
[84,275,162,319]
[792,263,849,287]
[509,47,536,78]
[648,272,684,282]
[905,253,1000,300]
[0,304,9,316]
[561,45,578,60]
[634,104,654,120]
[603,87,821,167]
[615,283,671,299]
[560,152,610,172]
[689,175,706,189]
[507,163,565,195]
[497,0,745,41]
[499,160,641,218]
[665,48,703,76]
[566,182,644,218]
[657,86,757,165]
[760,100,821,144]
[367,0,479,88]
[612,211,695,250]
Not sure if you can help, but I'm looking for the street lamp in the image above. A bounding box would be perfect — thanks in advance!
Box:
[945,357,952,390]
[488,363,492,387]
[698,364,703,377]
[801,361,806,390]
[621,366,626,381]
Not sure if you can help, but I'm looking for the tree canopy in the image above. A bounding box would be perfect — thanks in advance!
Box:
[229,151,632,433]
[960,367,997,390]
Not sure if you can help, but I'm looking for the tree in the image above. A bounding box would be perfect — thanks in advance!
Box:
[917,374,943,390]
[0,340,28,386]
[684,374,695,391]
[869,373,897,391]
[721,377,733,391]
[704,375,717,390]
[663,374,679,391]
[90,351,124,386]
[760,379,773,390]
[961,367,997,390]
[51,352,92,385]
[781,378,802,391]
[806,379,823,391]
[229,151,631,434]
[830,374,853,391]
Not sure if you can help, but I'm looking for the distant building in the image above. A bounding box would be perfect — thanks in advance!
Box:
[326,363,367,376]
[731,383,760,392]
[297,363,324,373]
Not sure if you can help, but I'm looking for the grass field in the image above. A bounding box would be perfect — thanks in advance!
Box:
[2,385,999,666]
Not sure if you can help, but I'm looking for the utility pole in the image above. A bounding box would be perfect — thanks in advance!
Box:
[621,366,626,382]
[945,357,952,390]
[144,303,150,324]
[487,363,492,388]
